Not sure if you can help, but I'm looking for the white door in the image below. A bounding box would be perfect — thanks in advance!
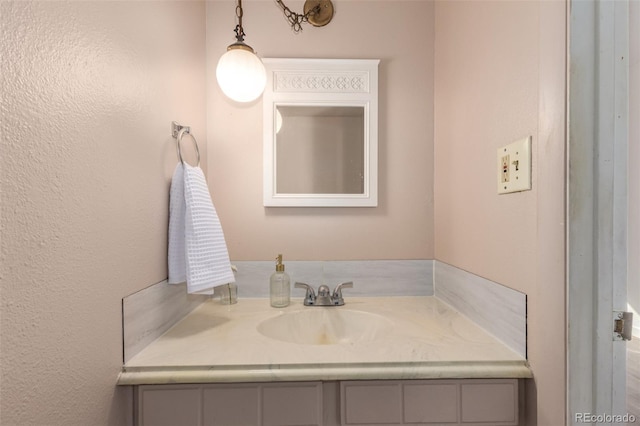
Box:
[568,0,633,424]
[627,0,640,419]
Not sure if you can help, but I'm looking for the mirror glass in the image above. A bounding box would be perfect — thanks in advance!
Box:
[276,105,365,195]
[262,58,379,207]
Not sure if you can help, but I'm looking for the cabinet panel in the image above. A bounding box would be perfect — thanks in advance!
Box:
[403,383,459,424]
[139,386,201,426]
[342,382,403,424]
[136,379,521,426]
[341,379,520,426]
[203,385,259,426]
[460,381,518,425]
[262,383,323,426]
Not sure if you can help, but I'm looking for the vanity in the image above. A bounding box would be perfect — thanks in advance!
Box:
[119,265,531,426]
[116,57,529,425]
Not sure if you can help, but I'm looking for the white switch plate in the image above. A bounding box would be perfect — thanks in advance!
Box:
[497,136,531,194]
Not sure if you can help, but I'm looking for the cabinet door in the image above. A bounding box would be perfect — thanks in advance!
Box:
[342,381,403,424]
[403,382,459,424]
[262,382,323,426]
[460,381,519,425]
[138,382,323,426]
[138,385,201,426]
[203,385,260,426]
[341,379,520,426]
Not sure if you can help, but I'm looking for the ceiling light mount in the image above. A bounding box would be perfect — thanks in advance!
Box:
[276,0,334,32]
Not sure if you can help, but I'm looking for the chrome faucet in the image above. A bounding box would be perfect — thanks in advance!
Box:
[294,281,354,306]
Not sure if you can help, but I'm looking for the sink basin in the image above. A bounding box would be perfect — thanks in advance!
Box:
[257,309,393,345]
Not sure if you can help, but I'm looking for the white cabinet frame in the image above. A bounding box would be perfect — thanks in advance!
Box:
[262,58,379,207]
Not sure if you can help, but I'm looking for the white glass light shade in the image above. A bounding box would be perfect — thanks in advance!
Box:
[216,47,267,103]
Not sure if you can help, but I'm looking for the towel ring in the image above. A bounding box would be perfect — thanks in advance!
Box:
[172,121,200,167]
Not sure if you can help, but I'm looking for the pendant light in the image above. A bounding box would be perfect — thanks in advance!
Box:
[216,0,266,103]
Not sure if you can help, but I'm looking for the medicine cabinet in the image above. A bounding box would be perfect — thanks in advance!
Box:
[262,58,379,207]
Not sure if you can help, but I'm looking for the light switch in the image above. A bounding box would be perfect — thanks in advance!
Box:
[497,136,531,194]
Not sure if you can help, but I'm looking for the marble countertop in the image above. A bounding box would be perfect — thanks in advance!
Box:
[118,296,531,385]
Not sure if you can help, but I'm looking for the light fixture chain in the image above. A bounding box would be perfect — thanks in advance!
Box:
[275,0,320,33]
[234,0,246,42]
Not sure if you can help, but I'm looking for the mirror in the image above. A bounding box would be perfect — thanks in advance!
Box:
[276,105,365,195]
[263,58,379,207]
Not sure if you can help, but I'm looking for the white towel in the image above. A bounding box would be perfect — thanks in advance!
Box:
[168,164,186,284]
[168,163,235,294]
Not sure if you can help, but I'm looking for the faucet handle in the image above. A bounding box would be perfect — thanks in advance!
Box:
[317,284,331,297]
[332,281,353,306]
[315,285,332,306]
[294,282,316,305]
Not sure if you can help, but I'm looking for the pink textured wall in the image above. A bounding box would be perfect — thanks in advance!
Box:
[206,0,435,260]
[1,1,569,424]
[434,1,566,424]
[0,2,206,424]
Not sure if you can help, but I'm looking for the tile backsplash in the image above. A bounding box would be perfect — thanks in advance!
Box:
[233,259,434,298]
[434,261,527,358]
[122,281,207,363]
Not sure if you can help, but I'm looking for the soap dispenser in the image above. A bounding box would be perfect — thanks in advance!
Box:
[270,254,290,308]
